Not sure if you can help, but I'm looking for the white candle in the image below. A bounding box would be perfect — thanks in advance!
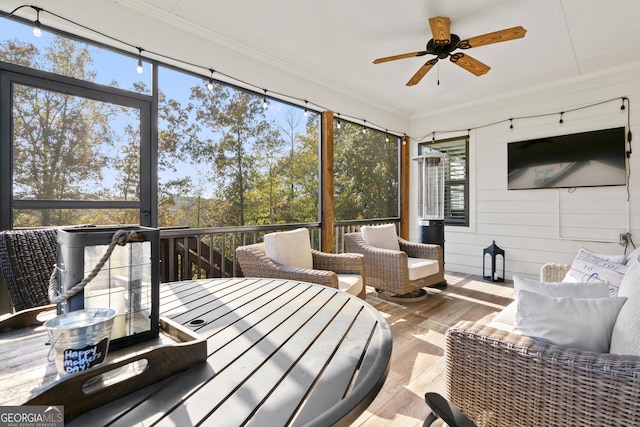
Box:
[85,287,127,340]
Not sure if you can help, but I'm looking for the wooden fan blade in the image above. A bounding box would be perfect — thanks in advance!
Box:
[458,26,526,49]
[429,16,451,43]
[449,53,490,76]
[406,58,439,86]
[373,51,428,64]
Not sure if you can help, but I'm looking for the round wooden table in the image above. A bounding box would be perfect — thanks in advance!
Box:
[69,277,393,426]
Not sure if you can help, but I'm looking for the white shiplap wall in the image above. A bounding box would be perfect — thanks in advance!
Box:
[409,64,640,280]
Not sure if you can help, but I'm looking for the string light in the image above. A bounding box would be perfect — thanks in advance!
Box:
[262,89,268,109]
[207,69,214,90]
[136,47,143,74]
[336,113,341,129]
[559,112,564,125]
[304,100,308,117]
[385,130,389,143]
[32,6,42,37]
[3,7,631,146]
[362,120,367,134]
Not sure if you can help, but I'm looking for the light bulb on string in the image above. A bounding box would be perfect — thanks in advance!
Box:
[262,89,268,109]
[136,48,143,74]
[559,112,564,125]
[32,7,42,37]
[362,120,367,134]
[336,113,341,129]
[304,101,308,117]
[385,131,390,143]
[509,118,514,130]
[621,97,627,111]
[207,69,215,91]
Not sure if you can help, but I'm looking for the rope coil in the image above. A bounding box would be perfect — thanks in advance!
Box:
[48,229,140,304]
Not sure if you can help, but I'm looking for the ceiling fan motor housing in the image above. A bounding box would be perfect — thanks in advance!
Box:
[427,34,461,58]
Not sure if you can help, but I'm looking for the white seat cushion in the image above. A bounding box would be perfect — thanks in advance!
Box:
[361,224,400,251]
[407,257,439,281]
[263,228,313,269]
[337,274,363,297]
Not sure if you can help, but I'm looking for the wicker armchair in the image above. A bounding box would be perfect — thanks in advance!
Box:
[445,321,640,427]
[235,243,366,299]
[539,262,571,282]
[0,228,57,311]
[343,231,444,296]
[444,263,640,426]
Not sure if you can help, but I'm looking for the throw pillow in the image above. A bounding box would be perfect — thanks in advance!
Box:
[263,228,313,269]
[579,247,626,264]
[563,248,627,296]
[609,254,640,356]
[513,275,610,299]
[361,224,400,252]
[494,276,610,328]
[515,290,627,352]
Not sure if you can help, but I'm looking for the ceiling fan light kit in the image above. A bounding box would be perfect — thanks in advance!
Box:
[374,16,527,86]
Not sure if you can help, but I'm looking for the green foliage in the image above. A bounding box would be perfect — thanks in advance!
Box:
[334,122,399,220]
[3,33,397,229]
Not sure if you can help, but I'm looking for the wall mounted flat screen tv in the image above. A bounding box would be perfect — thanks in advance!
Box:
[507,127,626,190]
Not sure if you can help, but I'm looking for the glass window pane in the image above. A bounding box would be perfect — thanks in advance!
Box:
[12,84,141,204]
[156,67,320,227]
[334,122,399,220]
[0,19,151,93]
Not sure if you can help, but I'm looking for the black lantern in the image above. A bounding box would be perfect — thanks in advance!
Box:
[483,240,505,282]
[55,226,160,351]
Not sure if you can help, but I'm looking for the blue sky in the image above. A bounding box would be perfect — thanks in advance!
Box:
[1,15,317,199]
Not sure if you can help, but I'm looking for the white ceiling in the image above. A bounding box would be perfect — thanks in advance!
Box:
[114,0,640,118]
[5,0,640,120]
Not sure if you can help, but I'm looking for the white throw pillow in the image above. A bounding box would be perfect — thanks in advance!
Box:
[494,276,610,329]
[516,290,627,352]
[579,247,627,264]
[361,224,400,251]
[263,228,313,269]
[513,275,610,299]
[609,254,640,356]
[563,248,627,296]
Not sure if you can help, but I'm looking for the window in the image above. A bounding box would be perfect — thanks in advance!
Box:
[2,68,152,228]
[419,136,468,226]
[0,16,320,229]
[333,120,400,220]
[156,67,320,228]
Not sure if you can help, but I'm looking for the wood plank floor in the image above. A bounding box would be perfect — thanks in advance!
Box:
[351,271,515,427]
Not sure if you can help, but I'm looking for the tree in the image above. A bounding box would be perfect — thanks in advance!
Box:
[6,37,115,226]
[334,122,399,220]
[188,85,271,226]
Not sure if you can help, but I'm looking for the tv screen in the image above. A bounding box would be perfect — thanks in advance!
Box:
[507,127,626,190]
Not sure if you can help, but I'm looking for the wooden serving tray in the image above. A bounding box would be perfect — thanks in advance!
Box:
[0,306,207,421]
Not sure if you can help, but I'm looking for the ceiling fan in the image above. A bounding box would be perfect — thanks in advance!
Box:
[373,16,527,86]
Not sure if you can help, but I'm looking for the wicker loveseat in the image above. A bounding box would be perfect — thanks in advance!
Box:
[444,256,640,426]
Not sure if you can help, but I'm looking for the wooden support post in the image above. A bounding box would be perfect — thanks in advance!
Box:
[321,111,335,252]
[400,135,410,240]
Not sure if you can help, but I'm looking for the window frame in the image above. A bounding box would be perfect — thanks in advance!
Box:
[418,136,469,226]
[0,62,155,229]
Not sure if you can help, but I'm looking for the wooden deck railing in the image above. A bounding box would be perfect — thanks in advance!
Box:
[158,218,399,282]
